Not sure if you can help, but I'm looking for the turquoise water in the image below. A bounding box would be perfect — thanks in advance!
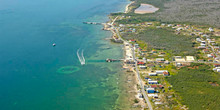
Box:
[0,0,129,109]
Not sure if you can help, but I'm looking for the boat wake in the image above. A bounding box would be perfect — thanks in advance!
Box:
[77,49,86,65]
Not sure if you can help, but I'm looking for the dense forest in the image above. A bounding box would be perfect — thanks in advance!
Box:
[166,63,220,110]
[113,0,220,27]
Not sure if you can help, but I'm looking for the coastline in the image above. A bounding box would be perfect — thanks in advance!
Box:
[104,0,147,109]
[125,1,135,13]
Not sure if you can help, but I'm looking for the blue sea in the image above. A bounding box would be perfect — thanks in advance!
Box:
[0,0,129,109]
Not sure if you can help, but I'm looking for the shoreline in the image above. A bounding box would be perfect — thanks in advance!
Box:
[104,0,147,109]
[125,1,135,13]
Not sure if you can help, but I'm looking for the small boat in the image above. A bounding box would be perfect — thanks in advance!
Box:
[53,43,56,47]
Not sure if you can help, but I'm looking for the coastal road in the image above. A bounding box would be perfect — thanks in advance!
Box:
[110,16,153,110]
[131,46,153,110]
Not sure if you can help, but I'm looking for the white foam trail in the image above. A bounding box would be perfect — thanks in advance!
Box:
[77,49,85,65]
[81,49,85,64]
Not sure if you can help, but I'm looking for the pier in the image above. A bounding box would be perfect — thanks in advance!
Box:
[83,22,105,25]
[106,58,124,62]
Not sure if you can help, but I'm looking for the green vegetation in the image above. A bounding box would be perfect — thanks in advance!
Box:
[134,99,139,103]
[122,28,196,55]
[166,63,220,110]
[112,0,220,27]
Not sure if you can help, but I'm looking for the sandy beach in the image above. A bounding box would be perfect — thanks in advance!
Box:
[125,1,135,13]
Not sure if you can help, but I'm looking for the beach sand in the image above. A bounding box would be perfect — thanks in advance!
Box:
[125,1,135,13]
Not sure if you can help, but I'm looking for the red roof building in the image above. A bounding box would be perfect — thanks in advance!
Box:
[151,85,158,88]
[130,39,136,42]
[163,72,169,76]
[137,62,145,65]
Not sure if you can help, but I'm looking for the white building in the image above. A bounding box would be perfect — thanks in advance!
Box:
[156,70,168,75]
[148,73,157,76]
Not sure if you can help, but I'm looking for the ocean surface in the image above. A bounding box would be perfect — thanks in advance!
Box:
[0,0,129,109]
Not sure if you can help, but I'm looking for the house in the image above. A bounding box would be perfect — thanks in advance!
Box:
[137,93,143,98]
[148,94,158,98]
[176,27,183,31]
[207,54,213,58]
[196,38,201,42]
[158,85,164,89]
[147,23,152,25]
[208,59,213,62]
[141,50,147,53]
[215,31,220,36]
[176,62,182,66]
[152,50,157,53]
[148,73,157,76]
[156,70,168,75]
[137,62,145,65]
[139,66,147,69]
[198,59,204,62]
[214,64,220,67]
[163,72,170,76]
[164,60,170,64]
[156,58,165,62]
[197,46,206,49]
[155,102,163,105]
[208,27,214,32]
[203,49,209,53]
[167,24,173,27]
[146,88,155,94]
[151,85,158,88]
[200,43,206,47]
[124,60,135,64]
[134,44,139,48]
[130,39,136,42]
[148,80,158,84]
[147,64,155,67]
[186,56,195,62]
[174,56,186,62]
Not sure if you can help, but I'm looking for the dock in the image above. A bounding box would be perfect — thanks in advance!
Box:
[83,22,105,25]
[106,58,124,62]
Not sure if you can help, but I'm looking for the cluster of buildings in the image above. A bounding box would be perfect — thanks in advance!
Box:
[144,70,169,105]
